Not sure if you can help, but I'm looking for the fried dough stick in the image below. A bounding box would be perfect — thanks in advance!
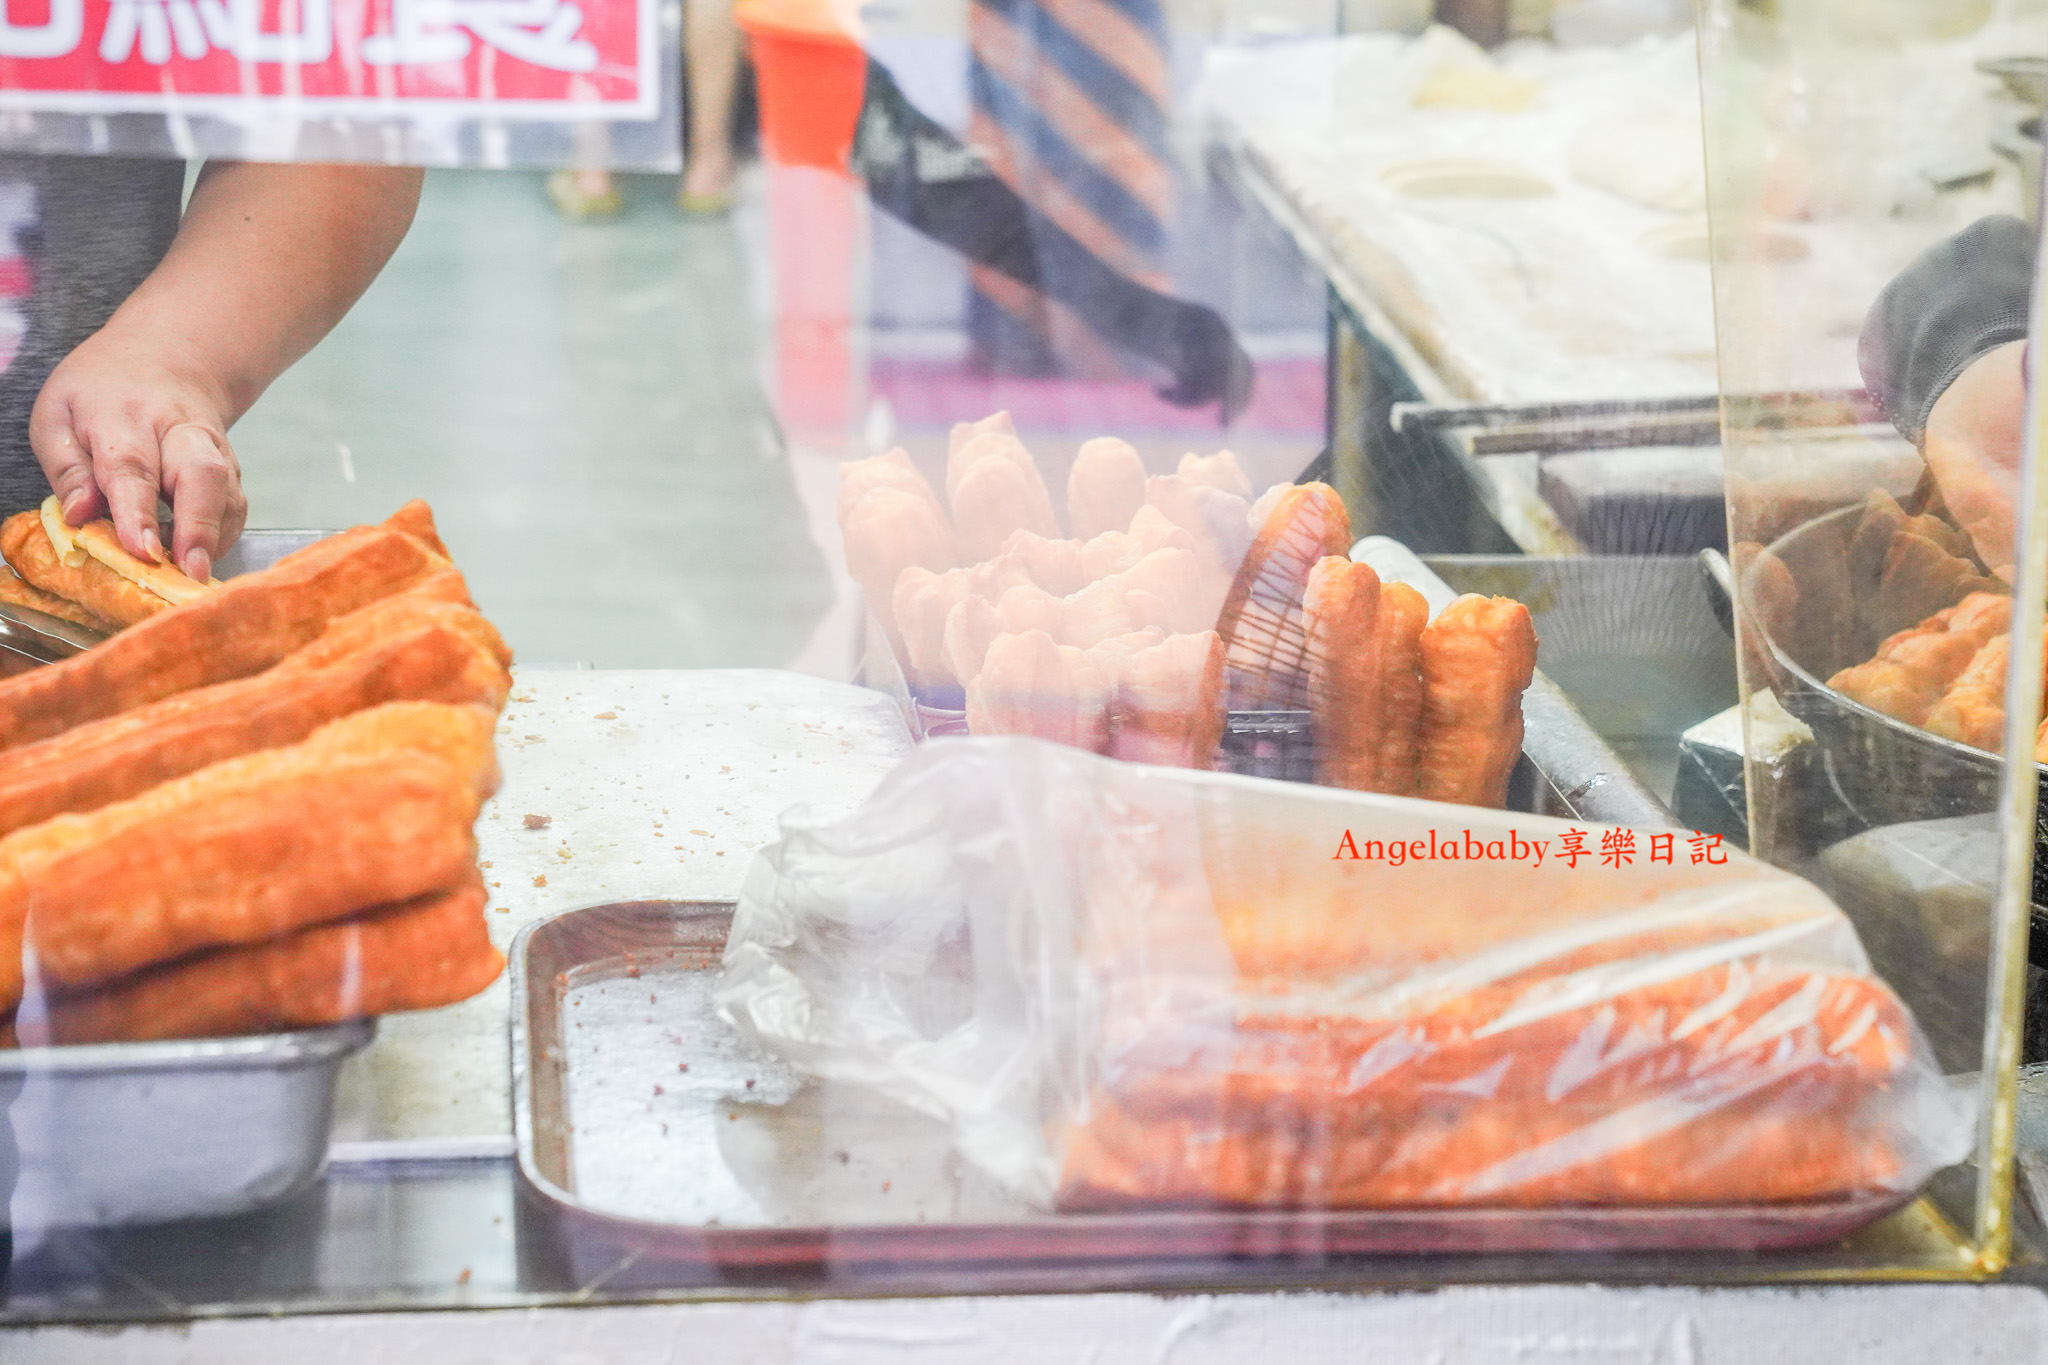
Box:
[1,512,169,627]
[0,701,498,1009]
[279,594,511,676]
[1416,594,1537,809]
[382,498,453,560]
[1059,966,1912,1209]
[1922,633,2036,754]
[0,616,510,839]
[1303,556,1381,791]
[1371,583,1429,797]
[0,521,454,749]
[14,874,502,1046]
[1217,483,1352,711]
[0,567,114,632]
[1829,591,2010,725]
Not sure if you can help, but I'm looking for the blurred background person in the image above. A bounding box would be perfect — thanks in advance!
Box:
[549,0,750,218]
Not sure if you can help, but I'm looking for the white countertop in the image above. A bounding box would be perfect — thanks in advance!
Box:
[330,667,914,1144]
[1202,30,2020,407]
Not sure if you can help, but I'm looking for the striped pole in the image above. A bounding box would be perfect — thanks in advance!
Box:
[966,0,1173,379]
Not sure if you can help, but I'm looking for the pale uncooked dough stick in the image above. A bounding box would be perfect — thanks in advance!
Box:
[1067,437,1147,540]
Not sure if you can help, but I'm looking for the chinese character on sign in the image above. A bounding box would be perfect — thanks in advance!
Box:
[1687,831,1726,865]
[100,0,332,67]
[1599,827,1635,868]
[0,0,83,58]
[1649,832,1674,864]
[0,0,651,125]
[1559,827,1588,869]
[363,0,598,72]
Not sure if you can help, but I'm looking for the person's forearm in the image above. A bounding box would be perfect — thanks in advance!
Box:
[94,162,423,423]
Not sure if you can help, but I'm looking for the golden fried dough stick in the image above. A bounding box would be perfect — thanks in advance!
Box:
[0,567,114,632]
[1416,594,1538,809]
[1923,634,2015,753]
[1873,531,1999,644]
[0,623,510,841]
[1830,591,2010,725]
[17,874,502,1046]
[1217,482,1352,711]
[0,523,452,750]
[0,701,498,1009]
[1829,658,1945,726]
[1846,489,1905,594]
[1058,966,1913,1209]
[1,512,168,627]
[279,595,511,677]
[1371,582,1429,797]
[1303,556,1381,791]
[380,499,453,560]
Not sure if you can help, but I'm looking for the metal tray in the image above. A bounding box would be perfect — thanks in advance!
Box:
[4,1020,372,1228]
[510,900,1909,1292]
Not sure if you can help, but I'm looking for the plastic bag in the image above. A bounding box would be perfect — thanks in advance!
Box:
[717,737,1972,1211]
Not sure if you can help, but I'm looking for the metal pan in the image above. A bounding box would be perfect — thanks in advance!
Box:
[4,1020,373,1228]
[510,900,1908,1293]
[1740,507,2031,850]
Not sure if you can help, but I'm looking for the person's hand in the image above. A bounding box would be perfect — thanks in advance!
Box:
[27,326,247,584]
[1922,338,2027,582]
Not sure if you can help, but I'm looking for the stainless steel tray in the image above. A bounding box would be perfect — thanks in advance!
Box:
[4,1020,373,1228]
[510,900,1908,1293]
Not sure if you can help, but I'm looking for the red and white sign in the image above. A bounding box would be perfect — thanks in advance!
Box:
[0,0,657,119]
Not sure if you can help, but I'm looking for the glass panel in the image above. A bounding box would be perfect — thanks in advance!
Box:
[1697,0,2040,1263]
[0,0,2029,1322]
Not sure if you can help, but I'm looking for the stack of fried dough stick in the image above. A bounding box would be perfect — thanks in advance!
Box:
[0,500,511,1046]
[1224,484,1539,809]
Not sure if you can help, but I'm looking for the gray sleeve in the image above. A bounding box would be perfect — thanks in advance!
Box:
[0,155,182,517]
[1857,214,2035,445]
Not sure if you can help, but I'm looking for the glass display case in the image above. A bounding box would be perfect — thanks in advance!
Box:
[0,0,2044,1332]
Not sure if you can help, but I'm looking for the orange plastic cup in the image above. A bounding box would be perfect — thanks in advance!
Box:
[737,0,866,172]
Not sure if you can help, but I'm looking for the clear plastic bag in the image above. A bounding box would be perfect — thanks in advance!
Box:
[716,736,1973,1212]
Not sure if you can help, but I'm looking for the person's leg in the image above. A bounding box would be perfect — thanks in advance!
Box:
[680,0,742,210]
[547,120,622,220]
